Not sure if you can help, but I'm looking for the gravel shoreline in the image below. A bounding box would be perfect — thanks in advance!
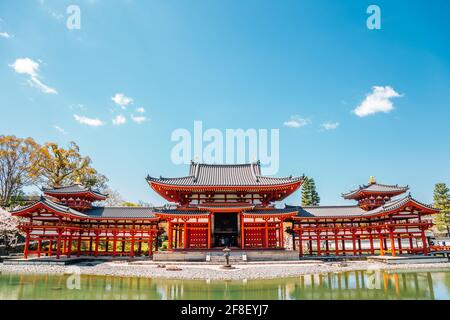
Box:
[2,261,450,280]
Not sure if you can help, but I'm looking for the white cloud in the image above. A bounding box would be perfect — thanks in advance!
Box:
[353,86,402,117]
[112,93,133,109]
[283,115,311,128]
[112,114,126,125]
[73,114,104,127]
[54,125,68,135]
[131,114,147,124]
[9,57,57,94]
[0,32,13,38]
[136,107,145,113]
[321,122,340,130]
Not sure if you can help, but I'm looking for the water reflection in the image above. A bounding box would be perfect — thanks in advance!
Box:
[0,270,449,300]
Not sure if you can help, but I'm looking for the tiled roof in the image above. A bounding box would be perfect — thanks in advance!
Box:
[293,195,438,218]
[85,207,156,219]
[43,184,107,199]
[154,209,209,215]
[147,162,303,187]
[342,182,408,199]
[243,207,300,215]
[295,205,365,218]
[11,196,88,218]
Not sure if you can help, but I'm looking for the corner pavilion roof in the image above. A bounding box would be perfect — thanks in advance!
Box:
[146,162,304,187]
[292,194,438,219]
[342,181,409,200]
[42,183,107,199]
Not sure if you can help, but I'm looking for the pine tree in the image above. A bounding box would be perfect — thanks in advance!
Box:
[301,177,320,206]
[433,183,450,236]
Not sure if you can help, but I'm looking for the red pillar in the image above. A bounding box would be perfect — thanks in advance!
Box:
[409,233,414,253]
[183,221,188,249]
[379,232,384,256]
[56,229,62,259]
[48,239,53,257]
[94,232,99,257]
[131,232,135,257]
[368,230,374,255]
[77,234,82,257]
[24,231,30,259]
[389,228,396,257]
[241,216,245,249]
[168,221,173,250]
[298,230,303,258]
[264,220,269,249]
[67,233,73,258]
[397,236,403,254]
[316,231,321,256]
[351,230,357,256]
[207,215,211,249]
[421,228,428,256]
[280,220,284,249]
[113,232,117,257]
[37,239,41,258]
[334,230,339,256]
[148,233,153,257]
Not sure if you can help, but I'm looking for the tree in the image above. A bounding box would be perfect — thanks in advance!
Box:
[0,208,23,253]
[301,177,320,206]
[0,135,42,207]
[97,187,123,207]
[433,183,450,236]
[33,142,107,189]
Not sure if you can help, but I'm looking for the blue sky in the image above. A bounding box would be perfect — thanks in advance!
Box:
[0,0,449,206]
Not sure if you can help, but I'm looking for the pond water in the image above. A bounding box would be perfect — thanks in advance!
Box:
[1,269,450,300]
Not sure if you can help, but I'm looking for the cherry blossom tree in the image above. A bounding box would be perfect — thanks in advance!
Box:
[0,208,23,253]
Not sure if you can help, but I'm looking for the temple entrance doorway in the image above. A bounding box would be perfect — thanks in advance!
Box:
[213,213,239,248]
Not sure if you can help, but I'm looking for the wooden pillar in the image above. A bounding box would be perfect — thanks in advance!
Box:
[89,237,93,255]
[131,232,135,257]
[351,230,357,256]
[37,239,41,258]
[334,230,339,256]
[94,232,100,257]
[421,228,428,256]
[207,215,211,249]
[389,228,396,257]
[77,234,82,257]
[316,231,321,256]
[56,229,62,259]
[24,231,30,259]
[168,221,173,250]
[63,236,67,256]
[148,232,153,257]
[325,235,329,255]
[368,230,374,255]
[341,239,346,255]
[183,221,188,249]
[379,232,384,256]
[138,238,142,255]
[241,216,245,249]
[48,239,53,257]
[67,233,73,258]
[298,230,303,258]
[409,233,414,253]
[397,236,403,254]
[113,232,117,257]
[264,220,269,249]
[280,220,284,249]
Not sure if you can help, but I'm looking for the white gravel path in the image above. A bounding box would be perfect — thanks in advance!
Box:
[1,261,450,280]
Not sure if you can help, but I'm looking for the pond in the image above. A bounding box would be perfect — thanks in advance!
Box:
[1,269,450,300]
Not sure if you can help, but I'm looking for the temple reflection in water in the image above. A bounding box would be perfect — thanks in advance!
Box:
[0,270,448,300]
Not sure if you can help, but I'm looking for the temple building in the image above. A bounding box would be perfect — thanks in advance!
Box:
[9,162,439,259]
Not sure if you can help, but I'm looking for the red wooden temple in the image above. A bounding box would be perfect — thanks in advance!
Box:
[9,162,439,259]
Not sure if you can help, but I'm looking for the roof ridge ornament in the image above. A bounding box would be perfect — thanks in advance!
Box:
[368,176,376,184]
